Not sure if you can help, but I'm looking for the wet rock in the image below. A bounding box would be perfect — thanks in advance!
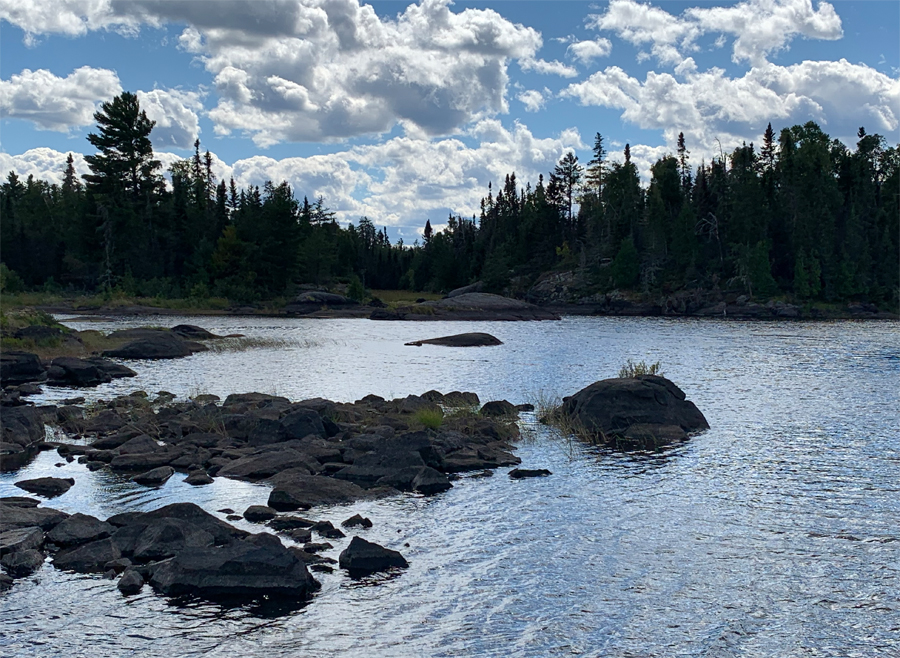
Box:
[267,516,314,531]
[341,514,373,529]
[303,542,333,553]
[47,513,114,547]
[149,533,319,600]
[285,291,358,315]
[310,564,333,574]
[243,506,277,523]
[102,333,205,360]
[1,405,46,469]
[1,548,45,577]
[46,357,112,387]
[105,557,132,574]
[558,375,709,448]
[217,448,320,480]
[53,538,122,573]
[480,400,518,417]
[184,471,214,486]
[117,568,144,595]
[170,324,220,340]
[267,473,368,510]
[131,466,175,486]
[132,519,215,561]
[508,468,552,479]
[285,528,312,543]
[0,502,69,530]
[0,573,13,591]
[417,293,560,321]
[412,466,453,495]
[338,536,408,576]
[14,477,74,498]
[0,526,44,556]
[405,332,503,347]
[84,357,137,379]
[0,497,41,507]
[110,450,181,472]
[442,391,480,407]
[0,351,46,386]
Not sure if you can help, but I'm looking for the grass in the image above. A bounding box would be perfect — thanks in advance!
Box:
[412,407,444,430]
[202,336,319,353]
[369,290,443,305]
[618,359,663,378]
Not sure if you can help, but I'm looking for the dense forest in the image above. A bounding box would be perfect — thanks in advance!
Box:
[2,91,897,307]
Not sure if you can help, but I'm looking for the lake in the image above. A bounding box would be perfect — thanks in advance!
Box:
[1,315,898,657]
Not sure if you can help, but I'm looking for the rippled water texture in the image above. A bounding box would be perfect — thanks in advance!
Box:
[1,316,898,657]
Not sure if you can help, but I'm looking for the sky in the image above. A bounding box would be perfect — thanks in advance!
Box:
[1,0,898,241]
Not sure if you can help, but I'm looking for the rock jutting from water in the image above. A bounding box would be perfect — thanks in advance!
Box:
[555,375,709,449]
[405,332,503,347]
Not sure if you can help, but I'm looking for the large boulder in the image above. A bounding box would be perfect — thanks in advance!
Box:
[131,466,175,486]
[14,477,74,498]
[285,291,358,314]
[102,333,206,360]
[217,448,320,481]
[338,536,408,576]
[0,526,44,556]
[1,405,46,469]
[418,293,560,321]
[53,538,122,573]
[46,357,112,387]
[405,332,502,347]
[0,502,69,530]
[46,513,114,547]
[558,375,709,448]
[170,324,220,340]
[0,351,46,385]
[267,473,368,510]
[149,533,318,599]
[84,357,137,379]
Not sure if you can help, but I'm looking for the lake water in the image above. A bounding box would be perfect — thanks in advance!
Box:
[1,315,898,657]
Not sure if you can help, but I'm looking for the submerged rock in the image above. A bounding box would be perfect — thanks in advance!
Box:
[131,466,175,486]
[405,332,503,347]
[508,468,552,479]
[14,477,74,498]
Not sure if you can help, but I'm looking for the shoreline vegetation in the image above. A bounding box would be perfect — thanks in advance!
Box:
[2,92,897,324]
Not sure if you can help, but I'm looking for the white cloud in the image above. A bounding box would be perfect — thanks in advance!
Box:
[0,0,137,44]
[519,58,579,78]
[137,88,205,149]
[588,0,843,66]
[517,89,545,112]
[562,58,899,161]
[0,67,121,131]
[567,38,613,65]
[0,148,90,185]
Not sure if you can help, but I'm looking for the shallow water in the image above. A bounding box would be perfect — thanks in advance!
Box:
[1,315,898,657]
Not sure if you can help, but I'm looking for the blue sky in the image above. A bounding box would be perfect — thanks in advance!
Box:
[1,0,897,241]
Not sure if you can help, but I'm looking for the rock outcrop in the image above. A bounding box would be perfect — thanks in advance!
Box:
[338,536,408,576]
[405,332,503,347]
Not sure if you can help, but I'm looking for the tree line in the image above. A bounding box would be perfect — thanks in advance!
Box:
[1,91,897,307]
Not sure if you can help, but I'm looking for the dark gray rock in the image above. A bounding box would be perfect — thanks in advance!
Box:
[0,502,69,530]
[0,351,46,386]
[341,514,373,529]
[110,449,181,471]
[338,536,408,576]
[412,466,453,495]
[14,477,74,498]
[132,519,215,561]
[442,391,480,407]
[480,400,518,417]
[131,466,175,486]
[0,497,41,507]
[149,533,318,599]
[1,548,45,577]
[559,375,709,447]
[170,324,220,340]
[46,357,112,387]
[53,538,122,573]
[105,557,132,574]
[47,513,114,547]
[216,448,320,480]
[84,357,137,379]
[0,526,44,556]
[184,471,214,486]
[243,506,277,523]
[103,333,205,360]
[1,405,46,468]
[280,408,326,440]
[267,473,368,510]
[117,568,144,595]
[405,332,503,347]
[509,468,552,479]
[446,281,484,298]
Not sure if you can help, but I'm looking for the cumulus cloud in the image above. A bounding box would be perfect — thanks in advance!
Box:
[517,89,545,112]
[519,58,579,78]
[137,88,205,149]
[588,0,842,66]
[567,38,613,65]
[0,67,121,131]
[0,0,137,44]
[562,58,899,160]
[0,148,90,185]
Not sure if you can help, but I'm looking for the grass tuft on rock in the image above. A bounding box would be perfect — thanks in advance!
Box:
[412,407,444,430]
[618,359,663,378]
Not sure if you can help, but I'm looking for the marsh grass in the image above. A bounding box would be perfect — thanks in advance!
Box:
[412,407,444,430]
[618,359,663,378]
[202,336,319,353]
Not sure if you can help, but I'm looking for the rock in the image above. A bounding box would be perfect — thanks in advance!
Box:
[170,324,220,340]
[405,332,503,347]
[131,466,175,486]
[446,281,484,297]
[46,357,112,387]
[304,542,333,553]
[0,502,69,530]
[267,516,314,531]
[285,291,358,314]
[338,536,408,576]
[132,519,215,561]
[0,526,44,556]
[0,573,13,591]
[516,403,535,412]
[398,395,441,415]
[280,408,326,440]
[412,466,453,495]
[53,538,122,573]
[480,400,518,417]
[0,351,46,386]
[149,534,318,600]
[105,557,132,574]
[113,434,164,455]
[14,477,74,498]
[184,471,214,486]
[559,375,709,447]
[286,528,312,543]
[46,513,114,547]
[13,325,65,342]
[442,391,480,407]
[117,568,144,595]
[84,357,137,379]
[102,333,205,360]
[1,548,45,577]
[243,506,277,523]
[419,293,560,321]
[341,514,373,529]
[0,497,41,507]
[15,383,43,396]
[267,473,369,510]
[1,405,46,469]
[509,468,552,479]
[110,450,181,471]
[310,564,333,573]
[216,448,320,480]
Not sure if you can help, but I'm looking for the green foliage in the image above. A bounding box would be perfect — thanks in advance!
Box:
[347,275,366,302]
[413,407,444,430]
[618,359,663,378]
[611,237,640,288]
[0,263,24,293]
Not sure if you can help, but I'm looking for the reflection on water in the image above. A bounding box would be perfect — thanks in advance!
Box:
[1,316,898,657]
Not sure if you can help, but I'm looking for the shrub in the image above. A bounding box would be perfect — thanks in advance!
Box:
[618,359,662,378]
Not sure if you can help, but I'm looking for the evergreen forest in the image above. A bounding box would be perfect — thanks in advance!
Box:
[2,92,897,308]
